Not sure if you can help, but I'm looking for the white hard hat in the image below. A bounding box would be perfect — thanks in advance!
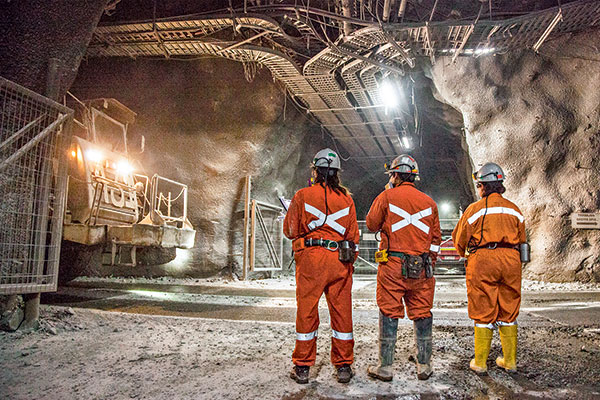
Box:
[473,162,505,182]
[312,148,341,170]
[385,154,419,176]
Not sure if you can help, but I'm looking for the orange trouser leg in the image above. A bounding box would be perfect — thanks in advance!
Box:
[376,259,407,319]
[466,250,500,324]
[496,249,522,323]
[292,249,327,366]
[325,266,354,366]
[405,276,435,320]
[466,249,521,324]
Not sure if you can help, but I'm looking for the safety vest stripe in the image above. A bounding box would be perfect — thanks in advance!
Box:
[296,330,318,341]
[389,204,432,234]
[467,206,524,225]
[429,244,440,253]
[304,203,349,235]
[331,330,353,340]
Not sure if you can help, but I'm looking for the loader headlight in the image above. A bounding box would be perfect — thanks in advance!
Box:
[116,159,134,175]
[86,149,103,163]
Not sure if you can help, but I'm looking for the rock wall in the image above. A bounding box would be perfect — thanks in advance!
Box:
[71,58,338,277]
[428,29,600,282]
[0,0,108,96]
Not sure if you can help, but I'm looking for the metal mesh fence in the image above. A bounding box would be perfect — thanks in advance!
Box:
[250,202,284,272]
[0,77,73,294]
[355,220,379,272]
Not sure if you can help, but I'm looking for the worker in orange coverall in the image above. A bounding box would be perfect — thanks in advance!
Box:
[452,162,526,375]
[283,148,359,385]
[365,154,441,382]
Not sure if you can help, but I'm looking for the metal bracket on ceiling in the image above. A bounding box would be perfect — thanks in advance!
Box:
[217,31,270,53]
[532,9,563,52]
[424,22,435,64]
[381,30,415,68]
[451,24,475,63]
[332,45,405,75]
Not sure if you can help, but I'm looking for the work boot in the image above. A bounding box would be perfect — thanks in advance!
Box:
[496,324,518,372]
[336,364,354,383]
[470,325,493,375]
[367,311,398,382]
[290,365,310,384]
[414,316,433,380]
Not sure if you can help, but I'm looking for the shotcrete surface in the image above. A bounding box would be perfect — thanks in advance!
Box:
[428,29,600,282]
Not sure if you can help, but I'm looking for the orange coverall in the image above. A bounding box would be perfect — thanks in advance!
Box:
[452,193,526,324]
[366,182,441,320]
[283,183,359,367]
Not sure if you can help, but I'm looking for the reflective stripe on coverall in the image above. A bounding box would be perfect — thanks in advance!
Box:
[366,182,441,320]
[283,184,359,366]
[452,193,526,324]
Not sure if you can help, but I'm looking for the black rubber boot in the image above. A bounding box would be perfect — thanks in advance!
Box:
[367,310,398,381]
[290,365,310,384]
[414,316,433,380]
[336,364,354,383]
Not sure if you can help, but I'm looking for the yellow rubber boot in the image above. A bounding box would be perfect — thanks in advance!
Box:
[470,326,493,375]
[496,325,517,372]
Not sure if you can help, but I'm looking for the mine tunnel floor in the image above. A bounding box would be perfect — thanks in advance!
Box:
[1,276,599,399]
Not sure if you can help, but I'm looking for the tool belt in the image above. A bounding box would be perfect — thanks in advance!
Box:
[294,238,356,263]
[470,242,519,252]
[387,251,433,279]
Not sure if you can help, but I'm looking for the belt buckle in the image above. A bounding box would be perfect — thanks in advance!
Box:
[488,242,498,249]
[326,240,339,251]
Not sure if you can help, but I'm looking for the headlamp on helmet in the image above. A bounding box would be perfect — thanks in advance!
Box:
[385,154,419,176]
[473,162,505,183]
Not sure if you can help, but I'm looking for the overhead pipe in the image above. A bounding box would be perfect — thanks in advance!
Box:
[398,0,408,21]
[383,0,391,22]
[341,0,354,36]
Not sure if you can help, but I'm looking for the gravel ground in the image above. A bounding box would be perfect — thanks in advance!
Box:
[1,306,599,400]
[73,275,600,292]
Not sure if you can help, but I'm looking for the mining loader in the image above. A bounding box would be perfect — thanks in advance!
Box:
[59,96,195,282]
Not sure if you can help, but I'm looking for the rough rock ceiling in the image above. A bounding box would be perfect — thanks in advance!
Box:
[88,0,600,168]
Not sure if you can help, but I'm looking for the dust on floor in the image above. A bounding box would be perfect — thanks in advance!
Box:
[1,306,599,400]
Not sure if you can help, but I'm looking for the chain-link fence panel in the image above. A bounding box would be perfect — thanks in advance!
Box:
[0,77,73,294]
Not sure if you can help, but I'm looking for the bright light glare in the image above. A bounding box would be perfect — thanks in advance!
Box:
[474,47,496,55]
[401,135,411,149]
[441,202,452,214]
[85,149,103,163]
[166,248,192,270]
[116,159,134,175]
[379,81,398,108]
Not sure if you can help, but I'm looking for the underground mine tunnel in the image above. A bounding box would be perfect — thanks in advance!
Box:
[1,1,600,399]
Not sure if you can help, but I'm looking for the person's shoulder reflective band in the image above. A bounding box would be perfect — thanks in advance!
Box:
[296,329,318,341]
[332,330,353,340]
[429,244,440,253]
[389,204,432,234]
[467,206,524,225]
[305,203,350,235]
